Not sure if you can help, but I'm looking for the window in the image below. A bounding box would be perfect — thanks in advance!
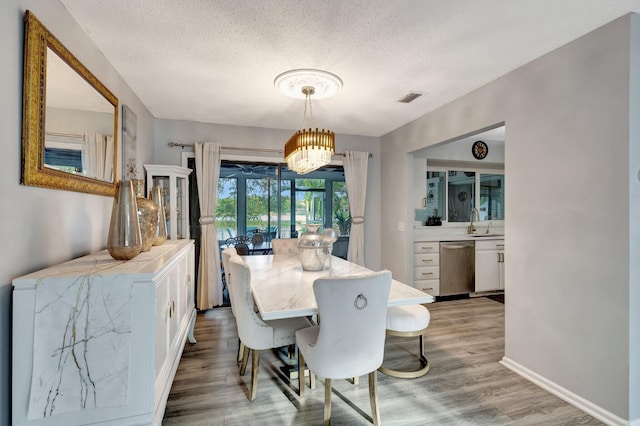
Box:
[215,161,349,241]
[479,174,504,220]
[426,168,504,223]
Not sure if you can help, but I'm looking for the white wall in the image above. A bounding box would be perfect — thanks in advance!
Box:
[381,13,638,423]
[0,2,155,425]
[153,119,382,270]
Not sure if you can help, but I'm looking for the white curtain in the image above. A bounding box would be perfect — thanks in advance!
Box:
[343,151,369,266]
[82,132,114,181]
[194,142,223,309]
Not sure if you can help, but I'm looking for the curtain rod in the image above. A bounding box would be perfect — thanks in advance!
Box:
[167,141,372,158]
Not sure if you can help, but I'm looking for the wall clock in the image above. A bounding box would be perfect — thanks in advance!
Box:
[472,140,488,160]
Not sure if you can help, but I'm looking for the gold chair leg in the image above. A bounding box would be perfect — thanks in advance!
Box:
[237,340,245,363]
[369,371,380,426]
[240,347,250,375]
[298,349,305,397]
[324,378,332,426]
[310,370,316,389]
[378,330,430,378]
[249,349,260,401]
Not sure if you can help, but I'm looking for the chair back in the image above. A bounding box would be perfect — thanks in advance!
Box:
[227,256,274,350]
[235,242,250,255]
[251,233,264,245]
[311,270,392,378]
[271,238,299,255]
[221,247,237,315]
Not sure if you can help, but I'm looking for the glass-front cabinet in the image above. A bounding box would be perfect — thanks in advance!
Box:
[144,164,192,240]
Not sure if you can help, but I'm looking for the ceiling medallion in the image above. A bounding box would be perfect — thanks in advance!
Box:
[274,69,343,100]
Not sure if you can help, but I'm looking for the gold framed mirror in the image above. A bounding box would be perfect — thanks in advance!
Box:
[22,11,118,196]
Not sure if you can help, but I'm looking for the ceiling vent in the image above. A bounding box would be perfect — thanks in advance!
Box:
[397,91,424,103]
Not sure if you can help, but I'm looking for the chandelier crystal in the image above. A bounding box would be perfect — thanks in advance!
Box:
[275,70,341,175]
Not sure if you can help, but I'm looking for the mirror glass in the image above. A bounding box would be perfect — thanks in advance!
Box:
[22,11,118,196]
[45,48,116,181]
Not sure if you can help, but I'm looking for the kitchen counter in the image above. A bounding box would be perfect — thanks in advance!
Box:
[414,233,504,242]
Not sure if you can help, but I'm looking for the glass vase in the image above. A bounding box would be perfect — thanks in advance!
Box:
[149,185,168,246]
[133,179,158,252]
[107,180,142,260]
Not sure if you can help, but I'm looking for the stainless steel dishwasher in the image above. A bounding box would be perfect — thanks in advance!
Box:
[440,241,475,296]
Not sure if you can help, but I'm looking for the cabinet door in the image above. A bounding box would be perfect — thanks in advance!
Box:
[154,276,170,378]
[168,268,180,350]
[498,251,505,290]
[181,249,195,316]
[475,249,500,292]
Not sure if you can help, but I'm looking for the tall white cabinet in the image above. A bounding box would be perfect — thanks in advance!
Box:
[12,240,196,426]
[144,164,192,240]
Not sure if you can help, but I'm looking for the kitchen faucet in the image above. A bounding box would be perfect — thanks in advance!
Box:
[467,208,480,234]
[486,221,493,234]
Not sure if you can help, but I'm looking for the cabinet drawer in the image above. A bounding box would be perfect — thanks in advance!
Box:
[414,241,439,254]
[414,279,440,297]
[475,239,504,251]
[414,266,439,280]
[414,253,439,267]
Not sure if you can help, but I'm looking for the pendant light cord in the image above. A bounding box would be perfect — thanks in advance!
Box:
[302,86,315,129]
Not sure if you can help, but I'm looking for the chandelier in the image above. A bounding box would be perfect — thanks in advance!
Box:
[274,69,342,175]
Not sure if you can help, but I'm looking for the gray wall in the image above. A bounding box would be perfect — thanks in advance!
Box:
[381,14,638,421]
[153,119,383,270]
[0,2,155,425]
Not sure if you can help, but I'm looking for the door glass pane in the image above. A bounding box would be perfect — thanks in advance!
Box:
[295,178,325,235]
[246,178,270,235]
[448,171,475,222]
[480,174,505,220]
[332,181,350,236]
[215,177,237,240]
[278,179,293,238]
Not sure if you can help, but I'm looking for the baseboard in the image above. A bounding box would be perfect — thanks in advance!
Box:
[500,357,630,426]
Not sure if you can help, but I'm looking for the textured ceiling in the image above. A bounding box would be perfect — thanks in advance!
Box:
[59,0,640,137]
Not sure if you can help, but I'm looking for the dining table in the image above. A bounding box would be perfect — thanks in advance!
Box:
[242,254,434,321]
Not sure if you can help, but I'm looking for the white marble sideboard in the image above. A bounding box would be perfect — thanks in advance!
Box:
[12,240,196,426]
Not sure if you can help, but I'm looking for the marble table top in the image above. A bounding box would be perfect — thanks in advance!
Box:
[242,255,434,321]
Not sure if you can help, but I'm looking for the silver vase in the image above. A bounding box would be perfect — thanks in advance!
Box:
[149,185,168,246]
[107,180,142,260]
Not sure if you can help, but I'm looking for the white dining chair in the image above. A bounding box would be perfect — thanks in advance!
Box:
[221,247,245,362]
[227,255,312,401]
[271,238,299,255]
[296,270,392,426]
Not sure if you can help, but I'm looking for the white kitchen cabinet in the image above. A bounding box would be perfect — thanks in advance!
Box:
[144,164,192,240]
[413,241,440,296]
[474,239,505,292]
[12,240,196,426]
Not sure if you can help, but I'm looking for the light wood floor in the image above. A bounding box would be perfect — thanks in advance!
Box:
[163,297,603,425]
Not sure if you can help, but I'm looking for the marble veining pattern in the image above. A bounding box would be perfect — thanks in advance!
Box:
[243,255,434,320]
[27,263,133,420]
